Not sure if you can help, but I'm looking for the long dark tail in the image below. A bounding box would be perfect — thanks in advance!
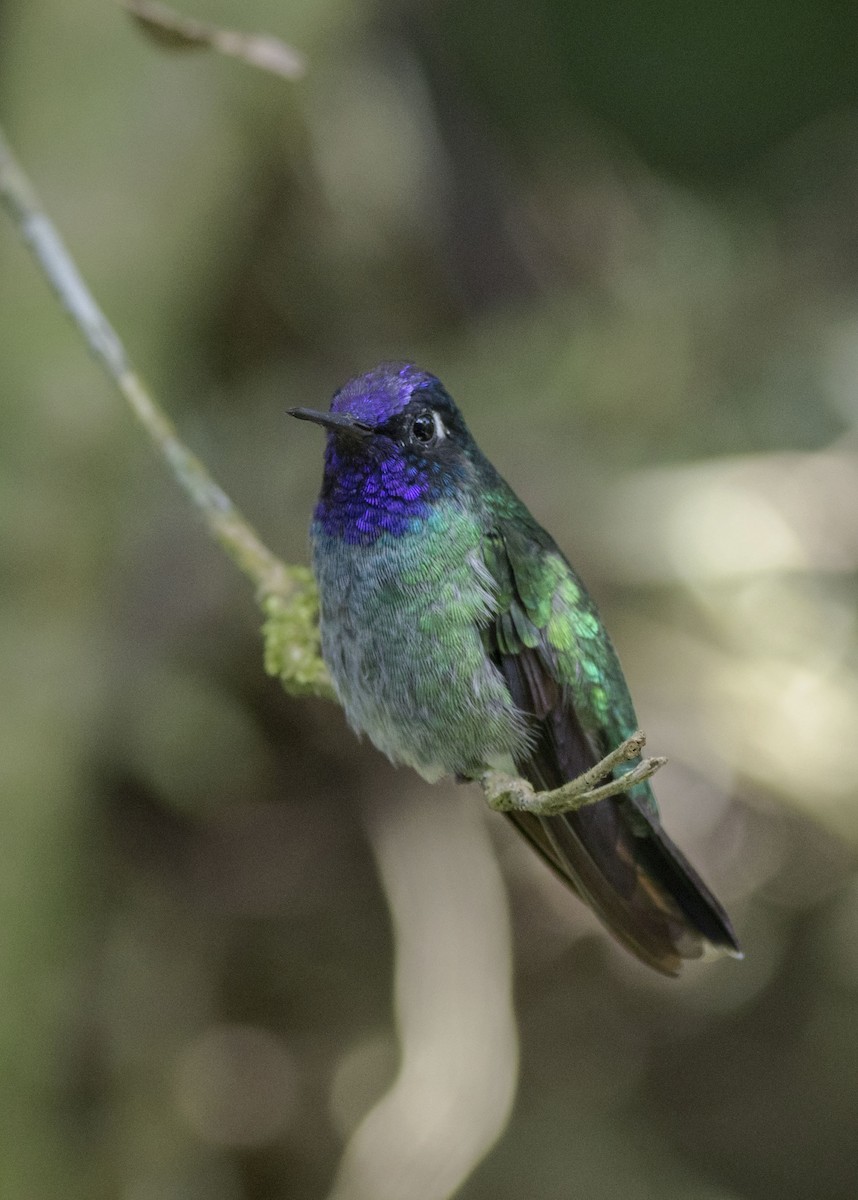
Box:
[508,800,741,976]
[494,641,740,975]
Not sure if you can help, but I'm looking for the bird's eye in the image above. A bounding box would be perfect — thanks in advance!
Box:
[410,411,443,446]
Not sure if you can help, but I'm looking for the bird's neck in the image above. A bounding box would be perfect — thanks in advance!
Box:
[314,442,465,544]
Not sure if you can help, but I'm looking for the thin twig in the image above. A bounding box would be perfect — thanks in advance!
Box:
[124,0,306,79]
[0,123,332,698]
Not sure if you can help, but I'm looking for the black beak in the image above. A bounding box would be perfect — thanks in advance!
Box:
[288,408,373,439]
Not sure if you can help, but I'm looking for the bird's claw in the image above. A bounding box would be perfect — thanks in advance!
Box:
[480,731,667,816]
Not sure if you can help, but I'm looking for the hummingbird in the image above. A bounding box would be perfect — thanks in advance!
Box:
[289,362,740,975]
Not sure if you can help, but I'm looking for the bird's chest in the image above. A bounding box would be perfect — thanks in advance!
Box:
[311,506,525,778]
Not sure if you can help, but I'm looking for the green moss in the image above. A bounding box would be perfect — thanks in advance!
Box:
[260,570,336,700]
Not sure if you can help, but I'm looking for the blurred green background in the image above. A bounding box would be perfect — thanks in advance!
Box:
[2,1,858,1197]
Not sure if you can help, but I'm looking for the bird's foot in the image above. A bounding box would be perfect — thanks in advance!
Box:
[480,731,667,816]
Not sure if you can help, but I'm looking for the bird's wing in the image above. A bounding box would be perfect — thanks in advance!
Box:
[482,516,737,975]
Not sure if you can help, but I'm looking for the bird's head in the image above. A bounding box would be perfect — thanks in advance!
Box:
[289,363,482,542]
[290,361,471,458]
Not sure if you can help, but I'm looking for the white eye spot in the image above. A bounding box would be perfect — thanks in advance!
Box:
[432,411,446,441]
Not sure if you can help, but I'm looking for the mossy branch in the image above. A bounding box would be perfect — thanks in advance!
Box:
[0,124,332,700]
[0,123,666,809]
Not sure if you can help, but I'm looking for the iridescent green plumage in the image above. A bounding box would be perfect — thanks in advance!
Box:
[292,362,740,975]
[477,487,731,973]
[482,495,643,776]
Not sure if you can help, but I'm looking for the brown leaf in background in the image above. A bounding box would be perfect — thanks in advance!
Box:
[123,0,305,78]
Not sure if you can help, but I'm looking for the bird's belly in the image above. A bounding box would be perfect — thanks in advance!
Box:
[312,515,528,780]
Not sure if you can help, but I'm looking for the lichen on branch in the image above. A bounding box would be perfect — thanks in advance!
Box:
[261,571,335,699]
